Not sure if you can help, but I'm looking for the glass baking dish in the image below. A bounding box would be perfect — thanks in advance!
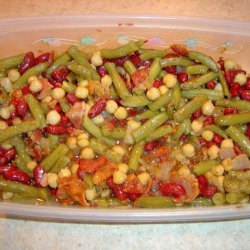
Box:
[0,15,250,223]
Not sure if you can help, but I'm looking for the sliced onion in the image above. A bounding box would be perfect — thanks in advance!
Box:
[219,147,235,159]
[232,154,250,170]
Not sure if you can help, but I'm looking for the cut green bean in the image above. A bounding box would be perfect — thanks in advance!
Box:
[46,53,71,77]
[14,156,33,177]
[226,126,250,157]
[171,123,185,142]
[11,136,31,164]
[239,180,250,194]
[25,94,46,128]
[123,60,137,75]
[59,100,71,113]
[105,149,124,163]
[13,63,49,89]
[188,51,219,72]
[181,89,224,100]
[204,125,228,138]
[134,196,175,208]
[120,95,150,107]
[62,81,77,93]
[84,174,94,189]
[215,113,250,126]
[90,138,108,155]
[0,54,24,70]
[67,62,92,80]
[218,70,231,98]
[0,179,49,200]
[105,62,130,99]
[140,49,168,60]
[161,57,194,67]
[173,94,208,122]
[146,125,172,142]
[215,99,250,112]
[229,170,250,181]
[186,65,209,75]
[226,192,248,204]
[193,160,218,175]
[180,72,218,90]
[146,57,161,88]
[128,141,145,171]
[171,85,181,109]
[40,144,69,172]
[93,198,123,207]
[101,125,126,140]
[50,156,70,173]
[0,120,39,143]
[132,113,169,142]
[148,89,173,111]
[82,116,115,146]
[187,197,213,207]
[48,134,59,151]
[212,193,226,205]
[134,109,159,121]
[100,41,141,59]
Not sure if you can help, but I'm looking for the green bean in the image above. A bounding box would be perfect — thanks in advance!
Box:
[93,198,123,207]
[215,113,250,126]
[0,71,6,78]
[67,62,92,80]
[188,135,201,149]
[109,85,118,99]
[105,62,130,99]
[218,70,231,98]
[204,125,228,138]
[146,58,161,88]
[46,53,71,77]
[132,113,168,142]
[224,176,240,193]
[105,149,124,163]
[226,126,250,157]
[83,174,94,189]
[238,124,247,133]
[10,136,31,164]
[133,196,175,208]
[128,141,145,171]
[82,116,115,146]
[100,41,141,59]
[101,125,126,140]
[120,95,150,107]
[228,170,250,181]
[216,99,250,112]
[40,102,49,115]
[0,179,49,200]
[173,94,208,122]
[134,109,159,121]
[171,85,181,109]
[158,70,167,78]
[181,89,224,100]
[160,57,194,67]
[90,138,108,155]
[0,120,39,143]
[67,45,100,81]
[123,60,137,75]
[239,180,250,194]
[226,192,248,204]
[25,94,46,128]
[188,51,219,72]
[187,197,213,207]
[0,54,24,70]
[185,65,209,75]
[140,49,168,60]
[180,72,218,90]
[13,63,49,89]
[193,160,218,175]
[40,144,69,172]
[146,125,172,142]
[59,100,71,113]
[48,134,59,151]
[212,193,226,206]
[62,81,77,93]
[0,90,10,105]
[132,87,146,96]
[166,106,174,119]
[14,156,33,177]
[50,156,70,173]
[171,124,185,142]
[148,89,173,111]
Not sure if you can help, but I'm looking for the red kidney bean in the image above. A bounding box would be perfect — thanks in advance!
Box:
[206,141,215,149]
[230,82,240,97]
[201,184,217,198]
[0,156,7,166]
[0,165,16,175]
[164,65,176,74]
[88,98,106,118]
[225,70,246,85]
[97,65,108,77]
[191,110,202,121]
[106,177,127,201]
[16,98,29,117]
[197,175,208,191]
[60,116,69,124]
[128,109,139,117]
[240,90,250,101]
[144,141,158,152]
[34,53,52,65]
[244,77,250,90]
[217,59,224,71]
[224,107,239,115]
[177,73,188,83]
[129,53,143,67]
[212,134,223,145]
[33,165,47,187]
[205,81,216,89]
[54,104,62,113]
[199,137,207,147]
[19,52,35,75]
[233,143,243,155]
[5,148,16,162]
[46,125,68,135]
[127,193,140,202]
[159,183,186,197]
[203,116,214,125]
[51,68,69,83]
[66,93,80,105]
[0,147,6,156]
[153,79,163,88]
[112,56,129,67]
[246,126,250,138]
[21,85,31,95]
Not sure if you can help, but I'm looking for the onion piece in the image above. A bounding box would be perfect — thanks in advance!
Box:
[219,147,235,159]
[232,154,250,170]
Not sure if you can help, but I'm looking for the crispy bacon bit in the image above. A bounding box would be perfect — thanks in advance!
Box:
[171,44,188,57]
[37,78,53,100]
[131,67,149,88]
[66,102,85,129]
